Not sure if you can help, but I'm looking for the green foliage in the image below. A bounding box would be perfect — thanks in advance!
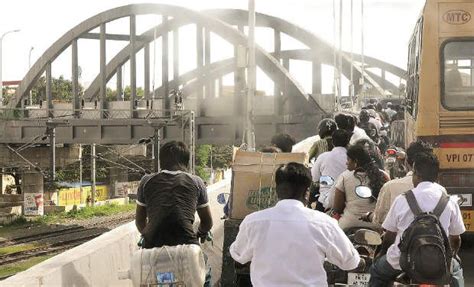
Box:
[64,203,135,219]
[0,243,40,256]
[194,145,233,181]
[0,203,136,233]
[106,86,145,102]
[209,145,233,169]
[30,75,84,103]
[195,145,211,181]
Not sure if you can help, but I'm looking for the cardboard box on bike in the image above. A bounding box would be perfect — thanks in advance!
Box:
[229,150,306,219]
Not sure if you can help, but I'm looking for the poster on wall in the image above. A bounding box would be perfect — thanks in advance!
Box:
[24,193,44,216]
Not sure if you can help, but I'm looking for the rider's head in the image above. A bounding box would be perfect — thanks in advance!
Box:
[412,152,439,186]
[275,162,312,202]
[359,109,370,123]
[346,144,372,171]
[376,103,383,112]
[335,113,355,132]
[318,118,337,138]
[347,143,386,199]
[332,129,351,148]
[159,141,190,171]
[271,133,296,153]
[406,141,433,168]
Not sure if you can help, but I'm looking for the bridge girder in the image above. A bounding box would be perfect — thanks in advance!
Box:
[3,5,407,146]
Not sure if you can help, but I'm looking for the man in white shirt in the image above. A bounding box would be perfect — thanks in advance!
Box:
[230,162,360,286]
[369,153,465,286]
[365,141,446,225]
[311,129,351,209]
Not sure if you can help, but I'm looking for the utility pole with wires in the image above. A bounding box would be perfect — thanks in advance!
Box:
[350,0,355,107]
[244,0,256,151]
[360,0,366,108]
[338,0,343,111]
[91,143,96,206]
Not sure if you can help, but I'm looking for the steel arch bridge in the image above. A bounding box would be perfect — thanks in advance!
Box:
[1,4,406,146]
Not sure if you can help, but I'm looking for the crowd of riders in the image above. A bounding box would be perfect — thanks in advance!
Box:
[134,98,466,286]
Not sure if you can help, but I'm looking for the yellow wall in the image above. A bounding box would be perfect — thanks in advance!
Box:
[58,185,109,206]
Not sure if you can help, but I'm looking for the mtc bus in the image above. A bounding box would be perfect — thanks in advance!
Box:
[405,0,474,231]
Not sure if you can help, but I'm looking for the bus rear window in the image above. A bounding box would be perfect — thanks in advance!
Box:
[442,40,474,110]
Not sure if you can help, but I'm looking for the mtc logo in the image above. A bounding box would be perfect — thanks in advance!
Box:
[443,10,471,25]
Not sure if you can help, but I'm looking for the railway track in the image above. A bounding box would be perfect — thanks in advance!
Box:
[0,226,85,248]
[0,213,135,280]
[0,230,106,266]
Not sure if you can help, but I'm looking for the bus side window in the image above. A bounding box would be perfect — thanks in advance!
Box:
[407,18,423,118]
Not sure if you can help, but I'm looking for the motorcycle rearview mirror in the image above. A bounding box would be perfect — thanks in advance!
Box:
[319,176,335,188]
[353,229,382,246]
[217,193,229,205]
[355,186,373,199]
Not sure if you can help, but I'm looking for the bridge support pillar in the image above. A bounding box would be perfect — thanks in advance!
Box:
[22,172,44,216]
[173,27,179,87]
[72,39,80,117]
[281,57,290,114]
[196,24,204,116]
[116,67,123,100]
[100,23,107,118]
[162,16,170,115]
[144,44,150,99]
[46,62,53,118]
[274,30,281,117]
[91,143,96,206]
[110,167,129,197]
[204,28,213,99]
[312,60,322,95]
[153,128,161,172]
[130,15,137,118]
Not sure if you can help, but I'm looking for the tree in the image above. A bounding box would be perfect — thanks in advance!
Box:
[195,145,211,181]
[30,75,84,103]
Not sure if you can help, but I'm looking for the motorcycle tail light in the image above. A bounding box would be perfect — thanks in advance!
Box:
[386,149,397,156]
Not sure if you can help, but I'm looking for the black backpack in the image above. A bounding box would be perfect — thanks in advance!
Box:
[398,190,452,285]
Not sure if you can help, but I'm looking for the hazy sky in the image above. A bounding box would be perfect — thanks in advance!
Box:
[0,0,425,95]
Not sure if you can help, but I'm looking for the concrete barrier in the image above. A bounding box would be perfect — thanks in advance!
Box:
[1,176,230,287]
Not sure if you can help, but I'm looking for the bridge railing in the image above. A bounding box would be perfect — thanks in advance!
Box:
[0,108,193,121]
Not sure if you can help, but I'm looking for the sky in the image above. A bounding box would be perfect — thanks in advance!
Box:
[0,0,426,96]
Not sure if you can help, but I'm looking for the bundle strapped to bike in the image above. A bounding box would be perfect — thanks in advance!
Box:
[398,190,452,285]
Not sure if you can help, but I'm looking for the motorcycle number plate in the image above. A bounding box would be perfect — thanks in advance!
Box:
[347,272,370,286]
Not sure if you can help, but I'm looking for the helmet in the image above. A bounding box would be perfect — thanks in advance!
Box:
[359,109,370,123]
[318,118,337,138]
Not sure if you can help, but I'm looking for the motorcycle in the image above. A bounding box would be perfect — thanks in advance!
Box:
[385,147,408,179]
[324,186,381,286]
[357,190,463,287]
[325,227,381,286]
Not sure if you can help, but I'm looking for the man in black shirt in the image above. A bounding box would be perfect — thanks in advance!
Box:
[135,141,213,248]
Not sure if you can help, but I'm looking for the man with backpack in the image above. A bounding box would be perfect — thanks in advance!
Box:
[369,152,465,287]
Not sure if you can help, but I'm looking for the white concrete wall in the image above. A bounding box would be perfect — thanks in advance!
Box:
[2,175,230,287]
[1,222,140,287]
